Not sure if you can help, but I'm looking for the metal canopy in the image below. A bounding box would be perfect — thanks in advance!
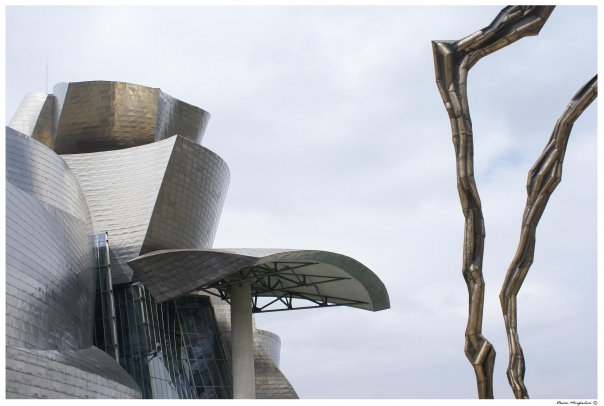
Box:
[128,248,390,312]
[199,261,370,313]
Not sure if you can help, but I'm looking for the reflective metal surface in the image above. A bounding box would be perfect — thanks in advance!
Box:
[6,128,142,399]
[256,330,281,368]
[140,136,230,255]
[6,127,91,222]
[8,92,47,135]
[60,137,176,283]
[7,78,390,399]
[433,5,596,399]
[52,81,210,153]
[500,75,597,398]
[6,129,95,350]
[53,81,158,153]
[433,6,554,399]
[8,81,211,153]
[8,92,56,147]
[6,346,141,398]
[156,90,210,144]
[62,135,230,284]
[128,248,390,311]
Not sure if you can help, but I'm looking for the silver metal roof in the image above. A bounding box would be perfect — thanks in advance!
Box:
[128,248,389,312]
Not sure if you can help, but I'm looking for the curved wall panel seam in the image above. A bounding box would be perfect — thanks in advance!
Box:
[140,135,230,256]
[61,136,178,284]
[6,128,92,223]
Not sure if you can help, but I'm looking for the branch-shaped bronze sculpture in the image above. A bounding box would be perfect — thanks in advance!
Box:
[432,6,554,399]
[433,5,597,398]
[500,75,597,399]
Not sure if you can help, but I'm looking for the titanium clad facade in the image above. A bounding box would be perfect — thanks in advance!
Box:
[51,82,69,144]
[53,81,160,153]
[6,127,91,223]
[7,92,47,136]
[61,137,178,284]
[6,81,294,399]
[7,92,56,147]
[6,183,94,349]
[52,81,210,154]
[257,330,281,368]
[155,90,210,145]
[140,136,229,255]
[6,346,140,399]
[62,135,229,284]
[6,129,95,349]
[6,79,386,399]
[6,129,141,399]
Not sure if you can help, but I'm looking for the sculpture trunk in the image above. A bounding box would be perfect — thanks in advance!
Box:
[500,75,597,399]
[432,5,555,398]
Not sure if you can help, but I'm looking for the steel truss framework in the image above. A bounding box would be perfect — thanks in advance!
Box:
[199,261,369,313]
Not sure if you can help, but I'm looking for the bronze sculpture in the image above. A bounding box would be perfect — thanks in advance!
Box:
[432,5,597,399]
[500,75,597,398]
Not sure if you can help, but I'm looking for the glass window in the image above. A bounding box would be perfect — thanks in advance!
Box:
[104,284,232,399]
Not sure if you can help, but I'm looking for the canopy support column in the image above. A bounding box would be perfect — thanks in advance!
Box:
[230,281,255,399]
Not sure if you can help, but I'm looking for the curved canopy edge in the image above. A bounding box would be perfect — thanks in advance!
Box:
[128,248,390,312]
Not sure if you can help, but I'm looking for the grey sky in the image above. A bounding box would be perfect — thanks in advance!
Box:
[5,5,597,399]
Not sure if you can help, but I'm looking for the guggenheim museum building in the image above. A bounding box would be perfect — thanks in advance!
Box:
[5,80,390,399]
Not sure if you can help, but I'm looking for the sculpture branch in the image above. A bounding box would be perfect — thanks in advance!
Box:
[499,75,597,399]
[432,5,554,398]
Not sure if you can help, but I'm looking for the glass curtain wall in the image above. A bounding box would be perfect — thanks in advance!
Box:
[112,283,233,399]
[93,236,232,399]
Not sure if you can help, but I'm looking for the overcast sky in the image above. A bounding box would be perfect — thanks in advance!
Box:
[5,4,598,400]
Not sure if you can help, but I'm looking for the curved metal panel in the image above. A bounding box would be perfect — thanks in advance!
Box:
[255,249,390,311]
[6,346,141,399]
[155,90,210,144]
[129,249,254,301]
[8,93,56,148]
[51,81,210,154]
[62,137,177,284]
[141,135,230,254]
[52,82,69,127]
[53,81,160,154]
[6,126,139,398]
[6,128,97,350]
[8,92,48,136]
[6,183,95,350]
[256,329,281,368]
[128,248,390,311]
[62,135,229,284]
[253,328,297,399]
[30,94,56,148]
[6,128,91,223]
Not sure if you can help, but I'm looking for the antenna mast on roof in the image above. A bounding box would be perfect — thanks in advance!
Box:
[45,63,48,94]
